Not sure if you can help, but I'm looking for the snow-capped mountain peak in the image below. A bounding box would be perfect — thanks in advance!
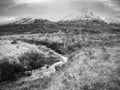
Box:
[2,17,50,25]
[13,17,37,24]
[62,9,102,21]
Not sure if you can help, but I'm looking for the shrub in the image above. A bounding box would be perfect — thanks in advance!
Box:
[11,40,18,44]
[18,50,47,70]
[0,50,49,82]
[18,50,59,70]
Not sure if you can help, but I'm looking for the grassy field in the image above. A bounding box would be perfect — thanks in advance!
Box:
[1,29,120,90]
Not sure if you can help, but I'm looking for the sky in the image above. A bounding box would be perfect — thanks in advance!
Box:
[0,0,120,22]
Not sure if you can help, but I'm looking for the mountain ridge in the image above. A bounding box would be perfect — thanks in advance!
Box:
[104,17,120,24]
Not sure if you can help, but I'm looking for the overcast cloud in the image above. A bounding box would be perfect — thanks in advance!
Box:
[0,0,120,21]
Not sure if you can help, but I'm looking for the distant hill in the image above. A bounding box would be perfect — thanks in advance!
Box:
[0,10,117,35]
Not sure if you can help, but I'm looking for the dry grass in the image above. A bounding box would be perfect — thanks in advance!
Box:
[1,32,120,90]
[46,46,120,90]
[0,39,63,83]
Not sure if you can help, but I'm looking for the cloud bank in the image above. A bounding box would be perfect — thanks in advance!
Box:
[0,0,120,21]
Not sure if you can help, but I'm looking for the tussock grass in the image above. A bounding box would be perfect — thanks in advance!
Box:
[0,56,24,82]
[11,40,18,44]
[46,46,120,90]
[18,50,59,70]
[0,49,60,82]
[0,76,52,90]
[20,39,67,54]
[1,32,120,90]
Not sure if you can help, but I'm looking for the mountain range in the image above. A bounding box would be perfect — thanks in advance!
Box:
[0,9,119,35]
[0,9,104,25]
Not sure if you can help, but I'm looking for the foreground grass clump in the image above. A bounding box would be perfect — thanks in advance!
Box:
[11,40,18,44]
[0,56,24,82]
[0,76,52,90]
[18,50,46,70]
[18,50,59,70]
[46,46,120,90]
[0,49,59,82]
